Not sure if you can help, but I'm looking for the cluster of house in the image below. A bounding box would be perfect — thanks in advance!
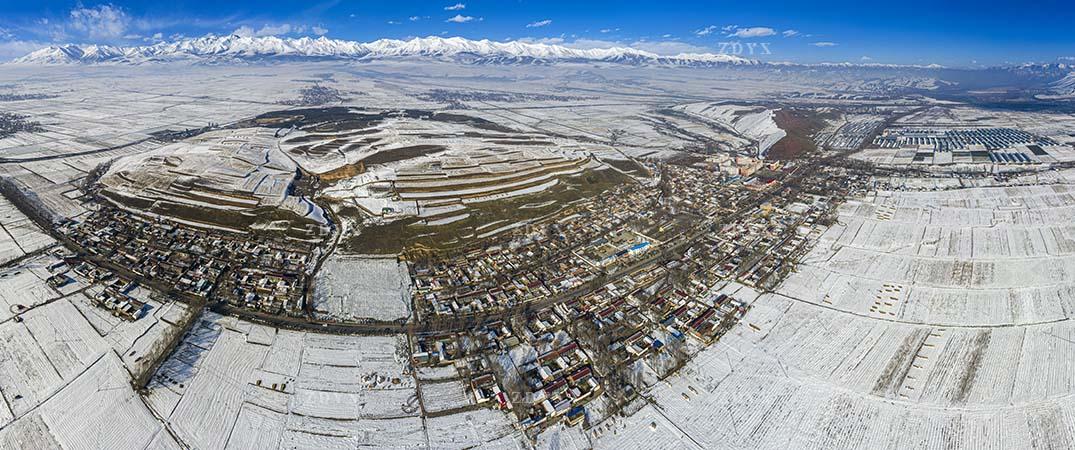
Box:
[409,328,516,411]
[397,160,877,431]
[44,254,147,321]
[660,161,768,218]
[688,153,767,179]
[520,341,600,428]
[91,283,147,321]
[62,206,315,315]
[577,229,654,267]
[664,161,868,291]
[409,181,667,317]
[495,320,606,428]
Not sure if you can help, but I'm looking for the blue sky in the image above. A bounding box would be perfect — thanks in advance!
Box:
[1,0,1073,66]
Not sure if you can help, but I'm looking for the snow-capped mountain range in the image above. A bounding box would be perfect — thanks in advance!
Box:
[12,35,1075,98]
[10,35,757,67]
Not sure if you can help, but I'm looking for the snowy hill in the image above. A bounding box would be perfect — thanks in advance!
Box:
[1052,71,1075,97]
[11,35,757,67]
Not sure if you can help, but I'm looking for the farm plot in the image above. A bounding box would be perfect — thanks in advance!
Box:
[0,296,113,419]
[419,379,474,414]
[0,352,176,449]
[0,195,53,265]
[0,262,56,323]
[425,407,521,448]
[591,296,1075,449]
[311,255,413,322]
[166,319,269,450]
[145,313,520,448]
[788,184,1075,326]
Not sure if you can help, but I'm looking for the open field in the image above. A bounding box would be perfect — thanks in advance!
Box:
[310,255,412,322]
[0,251,190,448]
[143,312,527,449]
[0,193,54,265]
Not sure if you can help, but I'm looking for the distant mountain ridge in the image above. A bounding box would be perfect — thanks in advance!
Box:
[13,35,1075,98]
[10,35,758,67]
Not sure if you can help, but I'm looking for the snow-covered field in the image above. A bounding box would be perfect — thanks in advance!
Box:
[419,379,473,414]
[568,178,1075,449]
[0,195,54,265]
[0,352,172,449]
[311,255,412,322]
[0,253,189,448]
[144,313,525,449]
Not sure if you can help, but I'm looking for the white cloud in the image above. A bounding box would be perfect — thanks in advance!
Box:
[728,27,776,38]
[782,29,799,37]
[312,26,328,35]
[811,41,838,47]
[629,40,709,55]
[860,55,872,61]
[526,19,552,28]
[694,25,718,37]
[257,23,293,36]
[68,4,131,40]
[1059,56,1075,61]
[387,21,401,25]
[558,38,619,50]
[444,3,466,10]
[232,23,300,37]
[557,38,709,56]
[409,16,421,21]
[231,25,255,37]
[446,14,478,23]
[518,37,565,45]
[0,39,47,61]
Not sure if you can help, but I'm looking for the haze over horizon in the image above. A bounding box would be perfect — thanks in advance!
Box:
[1,0,1073,67]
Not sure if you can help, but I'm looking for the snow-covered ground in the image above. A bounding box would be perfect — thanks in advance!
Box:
[676,102,787,157]
[571,178,1075,449]
[142,313,526,449]
[310,255,412,322]
[0,253,189,448]
[0,195,54,265]
[97,127,324,232]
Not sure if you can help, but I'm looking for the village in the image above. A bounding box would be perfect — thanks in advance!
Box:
[60,206,316,316]
[41,143,872,434]
[398,155,872,432]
